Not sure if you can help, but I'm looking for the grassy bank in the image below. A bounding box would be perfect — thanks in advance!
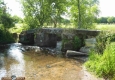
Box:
[85,24,115,80]
[85,42,115,80]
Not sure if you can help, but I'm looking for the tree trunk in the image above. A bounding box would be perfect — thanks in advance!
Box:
[54,20,57,28]
[78,0,81,29]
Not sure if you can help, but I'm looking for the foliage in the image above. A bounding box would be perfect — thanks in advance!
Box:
[0,0,13,29]
[9,23,29,33]
[1,14,14,29]
[73,36,82,50]
[0,0,14,29]
[95,31,115,54]
[70,0,99,29]
[12,15,23,23]
[96,17,115,23]
[62,37,69,46]
[85,42,115,80]
[21,0,67,29]
[0,28,15,44]
[62,35,82,51]
[95,31,109,54]
[96,17,108,23]
[0,0,15,44]
[107,17,115,23]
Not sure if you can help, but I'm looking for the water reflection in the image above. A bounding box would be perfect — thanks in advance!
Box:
[7,43,24,63]
[0,54,4,68]
[0,53,6,79]
[0,43,25,79]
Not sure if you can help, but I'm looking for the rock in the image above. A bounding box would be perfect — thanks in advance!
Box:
[66,50,88,57]
[80,38,97,53]
[46,65,51,68]
[85,38,96,48]
[80,47,91,53]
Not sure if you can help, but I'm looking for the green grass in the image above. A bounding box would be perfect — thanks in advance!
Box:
[85,42,115,80]
[96,24,115,31]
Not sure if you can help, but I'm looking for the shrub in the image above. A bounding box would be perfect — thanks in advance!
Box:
[95,31,113,54]
[85,42,115,80]
[73,36,82,50]
[0,29,15,44]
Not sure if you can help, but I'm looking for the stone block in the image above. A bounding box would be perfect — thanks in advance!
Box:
[35,33,57,47]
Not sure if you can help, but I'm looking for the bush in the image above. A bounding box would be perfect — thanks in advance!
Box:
[95,31,113,54]
[85,42,115,80]
[73,36,82,50]
[62,36,82,51]
[0,29,15,44]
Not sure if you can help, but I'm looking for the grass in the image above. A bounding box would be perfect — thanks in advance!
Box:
[84,25,115,80]
[85,42,115,80]
[96,24,115,31]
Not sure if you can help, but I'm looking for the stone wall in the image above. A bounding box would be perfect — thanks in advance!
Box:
[19,28,100,49]
[35,32,57,47]
[61,29,100,52]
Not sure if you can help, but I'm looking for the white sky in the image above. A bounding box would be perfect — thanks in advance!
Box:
[3,0,115,18]
[4,0,24,18]
[99,0,115,17]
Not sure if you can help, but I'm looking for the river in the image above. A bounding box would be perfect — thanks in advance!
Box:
[0,43,103,80]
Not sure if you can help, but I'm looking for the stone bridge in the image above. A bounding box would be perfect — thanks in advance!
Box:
[19,28,100,52]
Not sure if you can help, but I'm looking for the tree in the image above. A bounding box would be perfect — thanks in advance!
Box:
[49,0,67,27]
[0,0,15,44]
[21,0,67,29]
[1,14,14,29]
[0,0,14,30]
[12,15,23,23]
[21,0,50,29]
[70,0,99,29]
[96,17,108,23]
[107,17,115,23]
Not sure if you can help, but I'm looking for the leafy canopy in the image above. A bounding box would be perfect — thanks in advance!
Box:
[70,0,99,29]
[21,0,67,29]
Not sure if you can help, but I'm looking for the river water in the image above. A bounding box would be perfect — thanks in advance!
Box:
[0,43,103,80]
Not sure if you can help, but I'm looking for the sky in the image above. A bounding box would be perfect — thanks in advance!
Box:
[3,0,115,18]
[4,0,24,18]
[99,0,115,17]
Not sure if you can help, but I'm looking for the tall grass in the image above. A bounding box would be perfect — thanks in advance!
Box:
[85,42,115,80]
